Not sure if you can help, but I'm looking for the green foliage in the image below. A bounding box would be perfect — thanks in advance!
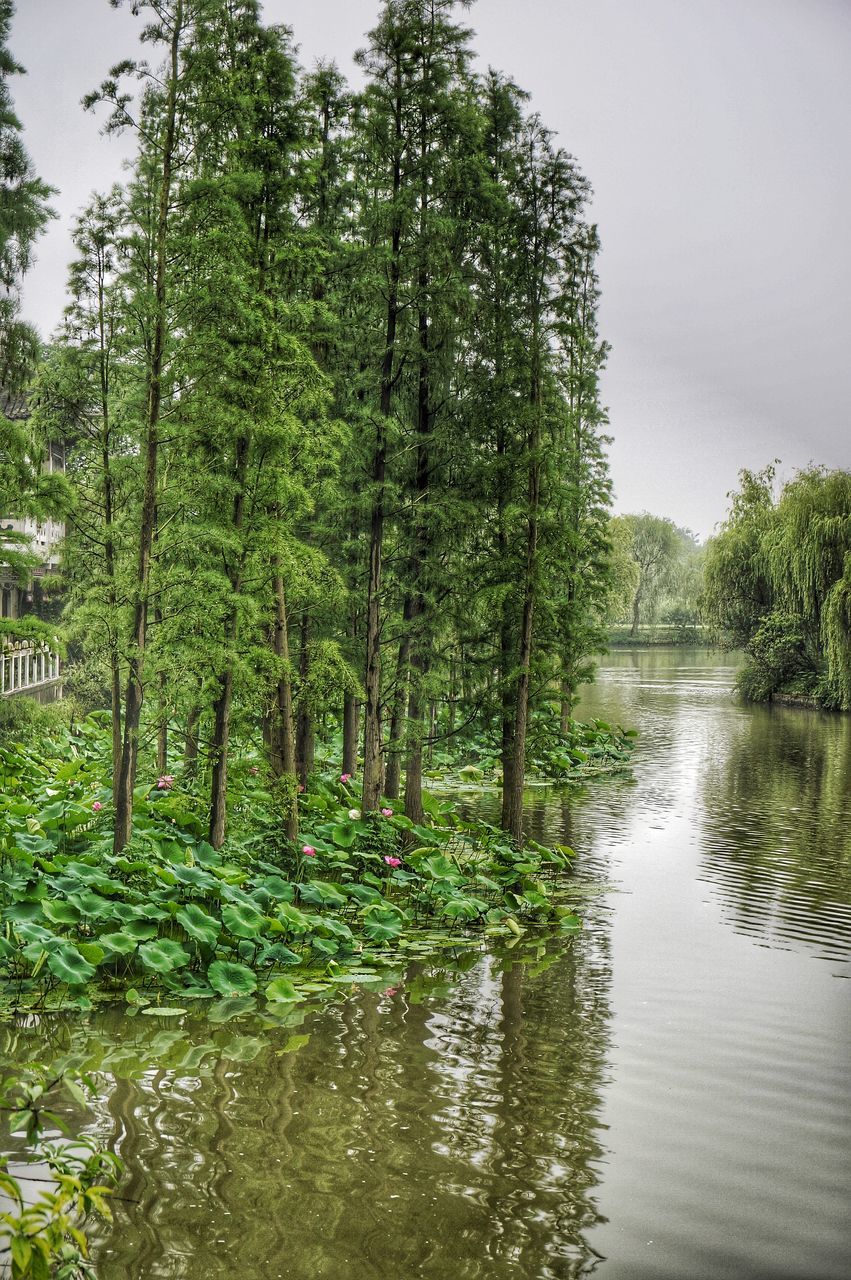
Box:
[0,0,56,391]
[736,610,813,703]
[704,466,851,709]
[0,1065,120,1279]
[612,512,701,634]
[0,715,589,1016]
[28,0,628,852]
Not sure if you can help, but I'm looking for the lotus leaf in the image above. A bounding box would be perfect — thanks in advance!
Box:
[46,943,97,986]
[264,976,303,1003]
[40,899,81,926]
[176,903,221,946]
[138,939,190,973]
[207,960,257,996]
[99,931,139,956]
[299,880,346,909]
[222,902,266,938]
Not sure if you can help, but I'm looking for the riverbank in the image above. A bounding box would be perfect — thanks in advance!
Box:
[607,624,708,646]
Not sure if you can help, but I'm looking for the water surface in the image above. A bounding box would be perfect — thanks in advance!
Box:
[10,648,851,1278]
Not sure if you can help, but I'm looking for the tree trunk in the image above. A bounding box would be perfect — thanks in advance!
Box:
[155,603,167,774]
[295,610,314,785]
[184,702,201,777]
[502,343,542,841]
[270,560,298,840]
[384,600,413,800]
[361,53,403,814]
[342,693,359,777]
[403,646,428,825]
[208,434,249,849]
[208,668,233,850]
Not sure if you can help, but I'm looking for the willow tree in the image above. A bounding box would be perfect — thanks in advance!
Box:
[763,468,851,709]
[703,465,851,710]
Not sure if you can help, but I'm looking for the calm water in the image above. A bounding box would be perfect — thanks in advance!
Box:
[9,649,851,1279]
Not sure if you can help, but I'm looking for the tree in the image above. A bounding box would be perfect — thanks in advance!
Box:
[703,465,851,710]
[0,0,54,389]
[0,0,58,588]
[615,512,683,635]
[86,0,194,851]
[31,188,131,782]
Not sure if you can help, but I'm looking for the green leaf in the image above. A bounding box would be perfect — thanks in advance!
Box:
[276,901,311,934]
[140,1006,187,1017]
[40,898,82,926]
[256,874,293,900]
[46,943,96,986]
[208,960,258,996]
[299,879,346,908]
[77,941,106,966]
[171,863,218,891]
[68,890,117,921]
[138,939,190,974]
[264,976,304,1003]
[176,903,221,947]
[362,910,403,942]
[222,902,266,939]
[122,918,159,941]
[99,931,139,956]
[331,821,358,848]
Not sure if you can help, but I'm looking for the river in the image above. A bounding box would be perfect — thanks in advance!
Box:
[8,648,851,1278]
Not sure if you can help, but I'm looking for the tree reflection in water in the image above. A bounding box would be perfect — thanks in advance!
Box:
[10,930,613,1279]
[697,702,851,960]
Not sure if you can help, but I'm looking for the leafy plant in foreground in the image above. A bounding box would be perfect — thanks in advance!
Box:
[0,1067,120,1279]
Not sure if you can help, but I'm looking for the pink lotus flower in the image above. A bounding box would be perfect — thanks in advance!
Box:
[340,773,352,784]
[249,765,259,776]
[347,808,361,820]
[384,855,401,868]
[92,801,102,812]
[381,807,393,817]
[302,844,316,857]
[298,783,305,793]
[157,775,174,790]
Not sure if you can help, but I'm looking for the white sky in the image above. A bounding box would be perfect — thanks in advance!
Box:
[10,0,851,538]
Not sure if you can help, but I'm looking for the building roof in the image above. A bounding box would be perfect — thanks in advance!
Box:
[0,388,29,421]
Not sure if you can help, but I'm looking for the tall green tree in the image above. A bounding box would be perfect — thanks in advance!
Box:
[0,0,57,587]
[86,0,194,851]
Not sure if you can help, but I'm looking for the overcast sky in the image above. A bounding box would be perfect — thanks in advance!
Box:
[9,0,851,538]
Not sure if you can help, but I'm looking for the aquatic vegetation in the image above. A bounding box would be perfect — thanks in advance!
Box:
[423,706,636,789]
[0,718,584,1018]
[0,1066,120,1279]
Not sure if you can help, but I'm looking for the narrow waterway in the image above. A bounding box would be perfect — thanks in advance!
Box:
[9,648,851,1278]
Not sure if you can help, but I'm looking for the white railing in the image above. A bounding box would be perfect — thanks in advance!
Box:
[0,640,61,697]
